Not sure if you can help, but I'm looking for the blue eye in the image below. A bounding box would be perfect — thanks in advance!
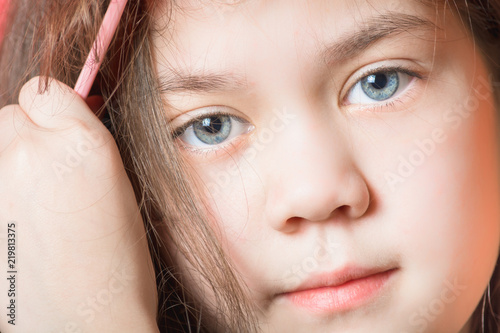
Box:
[346,70,415,105]
[175,113,254,148]
[193,115,232,144]
[361,71,399,101]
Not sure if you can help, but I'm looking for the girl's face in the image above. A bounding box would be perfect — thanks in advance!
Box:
[153,0,500,331]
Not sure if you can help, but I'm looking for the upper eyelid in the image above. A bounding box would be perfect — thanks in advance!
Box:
[172,111,248,138]
[342,65,424,102]
[349,65,423,89]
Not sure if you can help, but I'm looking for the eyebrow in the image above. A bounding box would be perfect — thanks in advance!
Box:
[159,70,248,94]
[322,13,437,62]
[158,12,437,94]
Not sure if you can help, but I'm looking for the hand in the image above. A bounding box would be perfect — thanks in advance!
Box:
[0,77,159,332]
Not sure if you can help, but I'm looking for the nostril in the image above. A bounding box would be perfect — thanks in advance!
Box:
[265,170,371,232]
[281,217,303,233]
[335,205,351,216]
[281,205,354,233]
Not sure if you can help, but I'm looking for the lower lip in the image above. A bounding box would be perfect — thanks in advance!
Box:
[284,269,397,313]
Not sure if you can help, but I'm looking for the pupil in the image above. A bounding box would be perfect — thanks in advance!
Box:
[360,71,399,102]
[202,117,223,134]
[370,74,388,90]
[192,114,232,145]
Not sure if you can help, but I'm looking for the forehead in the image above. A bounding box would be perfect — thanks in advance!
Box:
[157,0,435,26]
[152,0,439,50]
[151,0,458,94]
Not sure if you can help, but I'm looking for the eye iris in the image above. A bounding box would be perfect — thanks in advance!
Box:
[361,71,399,101]
[193,115,232,144]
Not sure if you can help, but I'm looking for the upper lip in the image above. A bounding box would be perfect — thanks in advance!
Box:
[281,265,398,295]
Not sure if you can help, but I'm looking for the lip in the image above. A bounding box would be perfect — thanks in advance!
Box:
[280,266,398,314]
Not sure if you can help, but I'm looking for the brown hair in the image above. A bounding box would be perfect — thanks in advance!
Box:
[0,0,499,331]
[0,0,257,331]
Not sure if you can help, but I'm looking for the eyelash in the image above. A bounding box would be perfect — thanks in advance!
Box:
[180,141,238,157]
[343,65,425,109]
[171,110,252,156]
[170,65,426,156]
[172,111,237,139]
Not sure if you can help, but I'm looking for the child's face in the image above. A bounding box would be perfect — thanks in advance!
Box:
[153,0,500,331]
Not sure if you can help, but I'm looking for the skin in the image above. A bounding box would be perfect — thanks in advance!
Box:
[153,0,500,332]
[0,78,159,332]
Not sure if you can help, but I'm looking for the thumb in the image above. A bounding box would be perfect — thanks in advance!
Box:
[18,76,103,130]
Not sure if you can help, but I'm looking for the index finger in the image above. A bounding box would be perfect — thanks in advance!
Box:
[18,76,104,131]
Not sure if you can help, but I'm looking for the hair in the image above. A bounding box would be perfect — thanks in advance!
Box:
[0,0,499,332]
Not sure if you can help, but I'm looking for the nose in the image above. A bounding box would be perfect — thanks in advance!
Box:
[263,112,371,232]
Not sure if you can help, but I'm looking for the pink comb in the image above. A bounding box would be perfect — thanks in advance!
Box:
[74,0,128,99]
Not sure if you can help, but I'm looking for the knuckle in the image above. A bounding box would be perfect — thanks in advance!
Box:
[53,120,123,173]
[0,106,124,188]
[63,119,114,153]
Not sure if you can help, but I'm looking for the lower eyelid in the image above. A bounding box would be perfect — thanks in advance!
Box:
[175,115,254,154]
[176,131,251,159]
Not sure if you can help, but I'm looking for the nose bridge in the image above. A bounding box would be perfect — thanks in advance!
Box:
[281,110,348,184]
[262,106,370,231]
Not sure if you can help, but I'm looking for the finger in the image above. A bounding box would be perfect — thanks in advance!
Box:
[18,76,104,130]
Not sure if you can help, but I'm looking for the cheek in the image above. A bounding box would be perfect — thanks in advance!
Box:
[190,156,267,245]
[405,90,498,255]
[368,80,500,329]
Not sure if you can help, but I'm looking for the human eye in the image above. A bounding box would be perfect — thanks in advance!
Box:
[344,65,423,107]
[172,107,254,153]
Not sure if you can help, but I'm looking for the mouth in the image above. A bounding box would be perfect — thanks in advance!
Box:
[279,266,399,314]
